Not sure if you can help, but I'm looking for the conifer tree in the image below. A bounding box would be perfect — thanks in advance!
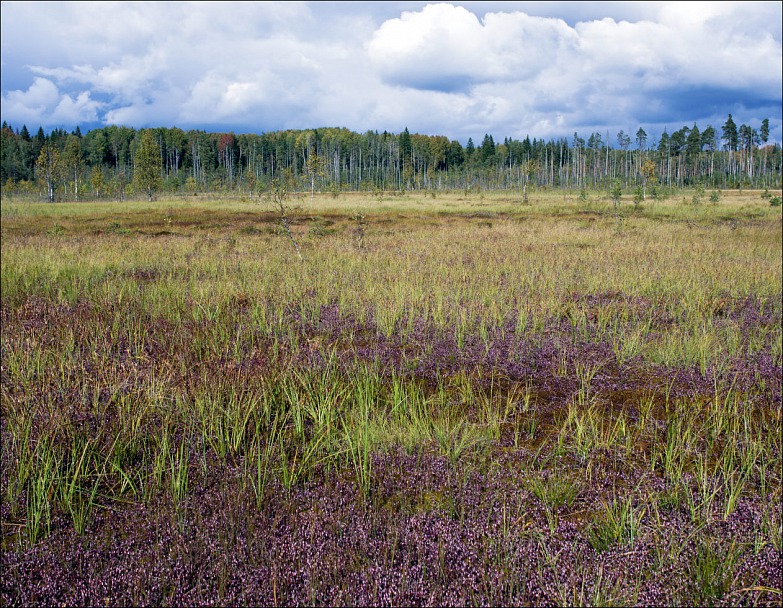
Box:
[722,114,738,151]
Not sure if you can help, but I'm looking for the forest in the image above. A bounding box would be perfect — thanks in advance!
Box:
[1,114,780,202]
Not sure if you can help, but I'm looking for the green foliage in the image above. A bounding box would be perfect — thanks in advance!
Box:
[611,180,623,204]
[352,211,366,250]
[0,192,780,608]
[89,165,104,198]
[611,180,623,233]
[133,130,162,202]
[268,176,302,259]
[692,184,705,205]
[35,143,61,202]
[46,223,65,236]
[59,437,101,535]
[2,114,780,202]
[587,497,645,552]
[308,217,336,238]
[25,438,58,545]
[633,185,644,207]
[689,539,743,603]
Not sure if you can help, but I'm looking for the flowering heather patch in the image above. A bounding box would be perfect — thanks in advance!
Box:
[2,453,781,605]
[2,195,781,605]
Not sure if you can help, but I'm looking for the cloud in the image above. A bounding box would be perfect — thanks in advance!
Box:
[180,73,270,123]
[0,2,780,144]
[366,4,577,92]
[365,2,781,142]
[578,3,782,96]
[1,77,59,116]
[0,77,102,126]
[50,90,102,125]
[367,3,780,100]
[1,1,324,128]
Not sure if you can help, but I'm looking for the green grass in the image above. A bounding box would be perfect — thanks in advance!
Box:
[1,188,780,603]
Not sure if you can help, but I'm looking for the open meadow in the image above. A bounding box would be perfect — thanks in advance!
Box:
[1,188,781,605]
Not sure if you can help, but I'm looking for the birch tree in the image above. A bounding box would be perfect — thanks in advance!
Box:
[63,134,82,201]
[35,142,61,203]
[133,130,162,202]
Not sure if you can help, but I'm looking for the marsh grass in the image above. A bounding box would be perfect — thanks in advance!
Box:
[528,472,583,533]
[59,436,102,535]
[1,189,780,605]
[24,437,58,545]
[689,538,745,604]
[586,495,646,553]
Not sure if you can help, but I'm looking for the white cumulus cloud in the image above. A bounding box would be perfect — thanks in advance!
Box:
[0,2,780,143]
[366,4,577,92]
[1,77,102,126]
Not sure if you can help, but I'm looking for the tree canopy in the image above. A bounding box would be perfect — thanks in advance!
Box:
[1,115,779,201]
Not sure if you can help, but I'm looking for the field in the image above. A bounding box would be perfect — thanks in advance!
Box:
[1,188,781,605]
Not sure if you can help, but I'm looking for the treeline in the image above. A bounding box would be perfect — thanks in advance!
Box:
[1,114,780,201]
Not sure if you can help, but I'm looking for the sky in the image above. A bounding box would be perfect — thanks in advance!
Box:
[1,1,781,146]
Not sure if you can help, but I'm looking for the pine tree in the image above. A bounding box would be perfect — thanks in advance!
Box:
[759,119,769,145]
[399,128,412,189]
[722,114,738,151]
